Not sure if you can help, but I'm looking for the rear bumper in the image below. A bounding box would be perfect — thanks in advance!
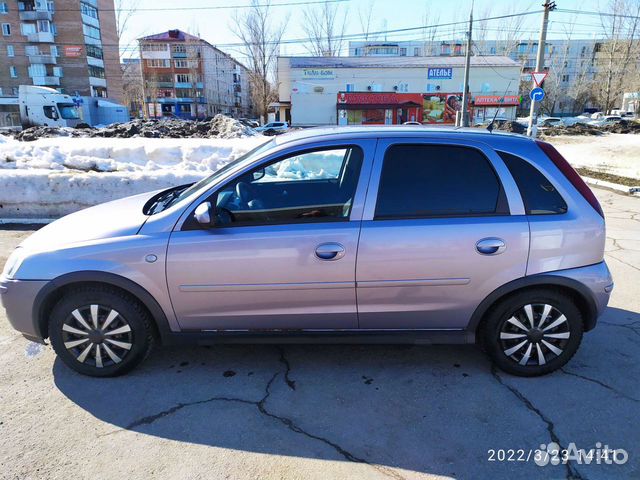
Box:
[0,277,49,342]
[547,260,613,329]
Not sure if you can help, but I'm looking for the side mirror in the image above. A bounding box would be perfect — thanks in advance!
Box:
[194,202,214,228]
[252,168,265,181]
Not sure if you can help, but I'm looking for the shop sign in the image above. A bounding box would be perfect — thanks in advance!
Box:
[427,67,452,80]
[337,92,399,104]
[474,95,520,106]
[64,46,83,57]
[302,68,335,79]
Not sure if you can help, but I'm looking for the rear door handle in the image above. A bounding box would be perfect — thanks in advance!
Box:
[315,243,345,261]
[476,238,506,255]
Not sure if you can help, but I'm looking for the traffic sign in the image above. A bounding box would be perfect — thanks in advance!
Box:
[530,87,545,102]
[531,71,548,87]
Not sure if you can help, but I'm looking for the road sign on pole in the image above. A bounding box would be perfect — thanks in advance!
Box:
[530,87,545,102]
[531,71,548,87]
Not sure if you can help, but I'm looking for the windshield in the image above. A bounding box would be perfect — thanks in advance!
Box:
[57,103,80,119]
[147,138,275,214]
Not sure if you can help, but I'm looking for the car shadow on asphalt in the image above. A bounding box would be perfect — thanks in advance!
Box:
[52,339,590,479]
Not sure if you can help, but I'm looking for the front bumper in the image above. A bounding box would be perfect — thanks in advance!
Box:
[0,277,49,342]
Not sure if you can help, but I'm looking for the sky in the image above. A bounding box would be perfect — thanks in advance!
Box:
[117,0,608,61]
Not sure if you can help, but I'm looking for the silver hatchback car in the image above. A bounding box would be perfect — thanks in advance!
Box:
[1,127,613,377]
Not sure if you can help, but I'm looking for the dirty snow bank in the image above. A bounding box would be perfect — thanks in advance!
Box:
[549,134,640,180]
[0,136,266,218]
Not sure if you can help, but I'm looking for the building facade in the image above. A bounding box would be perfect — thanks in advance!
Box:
[138,29,252,119]
[276,56,521,126]
[349,39,609,115]
[0,0,123,103]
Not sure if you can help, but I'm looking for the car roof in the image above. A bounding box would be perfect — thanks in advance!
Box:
[274,125,535,147]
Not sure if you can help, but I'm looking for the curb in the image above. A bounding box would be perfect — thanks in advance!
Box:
[582,176,640,196]
[0,218,54,225]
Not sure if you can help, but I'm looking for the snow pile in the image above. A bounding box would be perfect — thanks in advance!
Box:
[0,136,266,218]
[550,134,640,179]
[13,114,257,141]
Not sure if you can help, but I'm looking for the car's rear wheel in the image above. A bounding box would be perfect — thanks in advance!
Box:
[49,286,154,377]
[481,289,583,376]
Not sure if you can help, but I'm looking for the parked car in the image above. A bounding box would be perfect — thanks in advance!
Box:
[402,121,423,125]
[239,118,260,128]
[589,115,623,127]
[0,127,612,377]
[255,121,289,134]
[538,117,564,128]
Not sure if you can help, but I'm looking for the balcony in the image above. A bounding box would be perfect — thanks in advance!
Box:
[27,31,55,43]
[172,52,187,58]
[19,10,53,21]
[89,76,107,87]
[28,54,57,64]
[32,76,60,86]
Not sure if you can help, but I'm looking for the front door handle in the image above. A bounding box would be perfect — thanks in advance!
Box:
[476,238,506,255]
[315,243,345,261]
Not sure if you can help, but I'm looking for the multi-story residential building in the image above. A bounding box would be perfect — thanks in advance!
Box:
[349,39,606,114]
[138,29,252,119]
[0,0,123,103]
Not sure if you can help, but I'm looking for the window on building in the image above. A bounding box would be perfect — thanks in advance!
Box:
[172,44,186,53]
[92,86,108,98]
[345,83,355,92]
[9,65,17,78]
[7,44,14,56]
[82,23,101,40]
[414,47,421,56]
[517,43,528,54]
[399,47,407,56]
[86,44,103,59]
[499,151,567,215]
[25,44,38,55]
[490,46,496,54]
[561,74,569,82]
[20,22,35,34]
[50,45,58,56]
[28,63,46,77]
[53,66,62,77]
[11,86,18,95]
[0,3,8,13]
[175,74,191,83]
[47,1,54,12]
[37,20,50,32]
[80,2,98,18]
[142,43,168,52]
[174,59,188,68]
[50,23,56,35]
[147,59,170,67]
[375,145,505,219]
[0,88,3,96]
[88,65,105,78]
[440,43,450,55]
[2,23,10,35]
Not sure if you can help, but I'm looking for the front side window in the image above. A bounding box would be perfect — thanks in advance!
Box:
[211,147,363,227]
[57,103,79,119]
[375,144,504,219]
[43,105,58,119]
[499,151,567,215]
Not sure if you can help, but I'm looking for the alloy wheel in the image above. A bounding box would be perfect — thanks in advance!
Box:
[499,303,571,366]
[61,304,133,368]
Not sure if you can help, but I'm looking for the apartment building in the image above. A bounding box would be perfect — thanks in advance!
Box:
[349,39,605,114]
[0,0,123,103]
[138,29,252,119]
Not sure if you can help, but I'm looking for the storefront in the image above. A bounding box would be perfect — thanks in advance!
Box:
[472,95,521,124]
[336,92,422,125]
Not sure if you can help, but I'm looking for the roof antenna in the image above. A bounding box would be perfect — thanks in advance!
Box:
[487,80,513,133]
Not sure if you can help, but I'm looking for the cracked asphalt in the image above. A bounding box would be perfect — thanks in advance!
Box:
[0,187,638,480]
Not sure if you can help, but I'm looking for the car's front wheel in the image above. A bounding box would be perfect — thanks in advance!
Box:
[481,289,584,376]
[49,286,155,377]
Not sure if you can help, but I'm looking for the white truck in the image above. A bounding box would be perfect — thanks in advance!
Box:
[0,85,80,129]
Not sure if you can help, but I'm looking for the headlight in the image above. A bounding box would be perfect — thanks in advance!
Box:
[2,248,26,279]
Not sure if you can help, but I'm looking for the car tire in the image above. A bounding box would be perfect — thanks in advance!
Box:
[49,285,155,377]
[481,289,583,377]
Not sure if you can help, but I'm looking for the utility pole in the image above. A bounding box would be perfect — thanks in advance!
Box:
[460,2,473,127]
[526,1,556,137]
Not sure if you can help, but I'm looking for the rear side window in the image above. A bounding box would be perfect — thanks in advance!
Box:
[375,144,505,219]
[499,151,567,215]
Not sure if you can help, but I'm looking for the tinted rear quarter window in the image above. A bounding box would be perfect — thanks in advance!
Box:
[375,144,506,219]
[499,151,567,215]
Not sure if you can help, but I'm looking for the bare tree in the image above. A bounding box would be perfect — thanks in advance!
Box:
[420,4,440,56]
[357,0,376,44]
[121,60,144,118]
[302,0,348,56]
[115,0,140,39]
[233,0,288,123]
[595,0,640,113]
